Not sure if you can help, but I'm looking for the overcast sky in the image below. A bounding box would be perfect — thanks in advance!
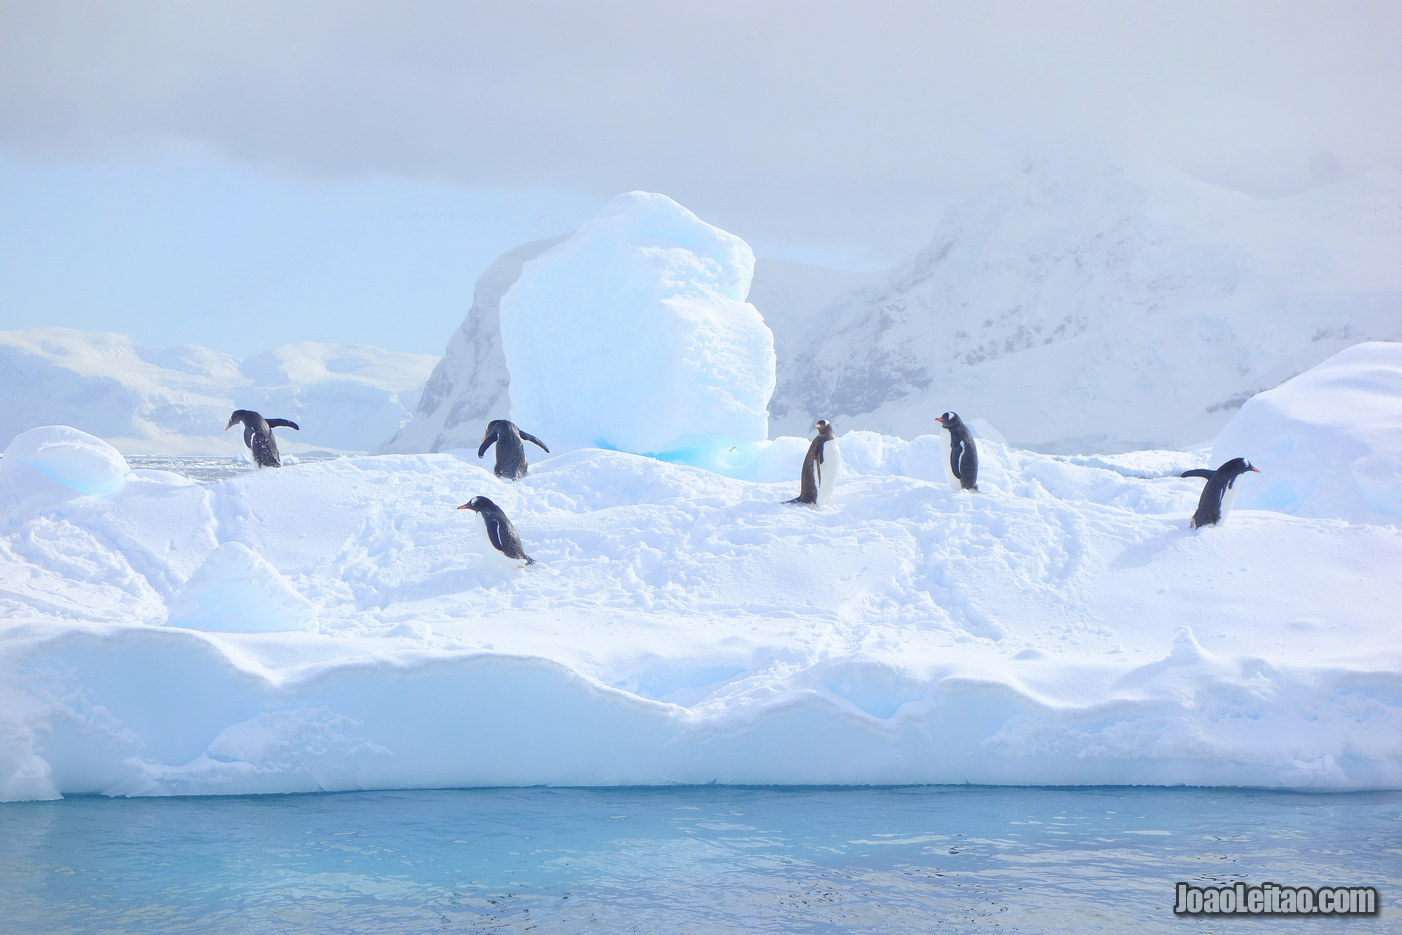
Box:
[2,0,1399,356]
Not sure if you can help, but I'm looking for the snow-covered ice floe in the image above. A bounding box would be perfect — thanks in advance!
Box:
[3,364,1400,801]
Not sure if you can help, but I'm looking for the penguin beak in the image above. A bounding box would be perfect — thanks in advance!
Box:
[224,422,233,431]
[936,416,946,423]
[456,503,470,510]
[1249,466,1260,473]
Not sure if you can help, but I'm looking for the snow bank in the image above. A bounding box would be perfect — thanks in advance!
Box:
[2,413,1399,799]
[1,425,129,500]
[165,543,319,634]
[498,192,776,456]
[1211,342,1402,525]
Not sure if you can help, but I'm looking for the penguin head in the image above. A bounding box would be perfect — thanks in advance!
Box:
[813,419,835,437]
[482,419,512,443]
[457,496,490,513]
[225,409,252,431]
[1221,457,1260,476]
[937,411,961,426]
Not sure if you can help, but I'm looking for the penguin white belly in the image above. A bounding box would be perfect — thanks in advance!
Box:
[937,432,960,491]
[1218,480,1241,523]
[816,442,841,506]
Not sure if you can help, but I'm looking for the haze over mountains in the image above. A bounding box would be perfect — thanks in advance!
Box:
[4,160,1400,456]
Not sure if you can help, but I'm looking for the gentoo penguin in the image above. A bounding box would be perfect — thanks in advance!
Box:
[1182,458,1260,528]
[936,411,978,491]
[785,419,841,506]
[457,496,536,565]
[478,419,550,480]
[225,409,299,468]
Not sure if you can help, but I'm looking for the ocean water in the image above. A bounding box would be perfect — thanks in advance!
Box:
[2,786,1397,933]
[128,454,340,483]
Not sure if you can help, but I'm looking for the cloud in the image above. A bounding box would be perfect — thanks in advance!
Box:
[3,0,1400,262]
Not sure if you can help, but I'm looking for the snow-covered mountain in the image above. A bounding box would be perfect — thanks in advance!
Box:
[0,329,437,455]
[390,166,1402,456]
[769,161,1402,450]
[379,236,566,454]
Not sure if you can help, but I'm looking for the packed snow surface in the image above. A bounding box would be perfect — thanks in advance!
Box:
[497,192,776,456]
[3,347,1400,800]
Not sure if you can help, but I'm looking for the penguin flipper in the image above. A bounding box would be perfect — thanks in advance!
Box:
[484,516,506,553]
[521,431,550,453]
[1180,469,1215,481]
[266,419,299,431]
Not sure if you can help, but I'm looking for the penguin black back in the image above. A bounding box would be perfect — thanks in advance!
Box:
[479,419,550,480]
[936,411,979,491]
[1183,457,1259,528]
[225,409,299,468]
[786,419,838,506]
[457,495,535,564]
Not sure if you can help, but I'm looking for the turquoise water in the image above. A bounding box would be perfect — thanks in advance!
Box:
[2,786,1398,933]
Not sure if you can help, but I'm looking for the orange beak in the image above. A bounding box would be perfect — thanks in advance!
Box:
[456,503,469,510]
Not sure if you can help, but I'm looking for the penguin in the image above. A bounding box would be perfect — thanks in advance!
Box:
[1182,457,1260,529]
[478,419,550,480]
[225,409,299,468]
[785,419,841,506]
[936,411,978,491]
[457,496,536,565]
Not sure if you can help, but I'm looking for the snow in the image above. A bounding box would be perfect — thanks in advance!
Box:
[165,543,319,634]
[768,161,1402,450]
[379,236,567,454]
[1210,341,1402,526]
[1,426,129,499]
[497,192,776,456]
[2,344,1399,801]
[0,329,437,456]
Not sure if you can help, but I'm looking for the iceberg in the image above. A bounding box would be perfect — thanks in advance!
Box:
[498,192,776,456]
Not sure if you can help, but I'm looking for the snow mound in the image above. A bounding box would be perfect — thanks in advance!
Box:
[1,425,129,498]
[1211,342,1402,525]
[498,192,776,456]
[165,542,319,633]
